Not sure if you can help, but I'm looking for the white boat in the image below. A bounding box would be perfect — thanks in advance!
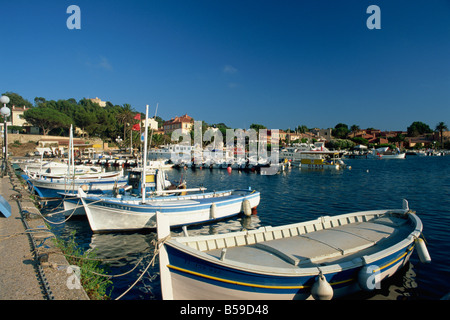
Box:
[77,186,260,232]
[369,147,406,159]
[24,162,104,177]
[281,142,345,169]
[157,200,430,300]
[62,166,179,217]
[23,170,128,199]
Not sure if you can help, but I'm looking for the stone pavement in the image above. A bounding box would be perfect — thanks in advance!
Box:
[0,162,89,300]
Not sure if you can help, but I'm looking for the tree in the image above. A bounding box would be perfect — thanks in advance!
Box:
[435,122,448,147]
[74,109,96,137]
[332,123,350,139]
[1,92,33,109]
[350,125,360,134]
[250,123,267,133]
[34,97,46,107]
[23,107,73,135]
[388,133,406,144]
[116,104,135,143]
[407,121,432,137]
[296,125,308,134]
[351,137,369,145]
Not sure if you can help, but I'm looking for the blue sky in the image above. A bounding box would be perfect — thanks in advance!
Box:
[1,0,449,131]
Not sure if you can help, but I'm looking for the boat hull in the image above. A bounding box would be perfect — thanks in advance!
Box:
[23,174,127,198]
[63,197,87,216]
[158,205,424,300]
[299,163,340,170]
[81,190,260,232]
[164,241,414,300]
[380,153,406,159]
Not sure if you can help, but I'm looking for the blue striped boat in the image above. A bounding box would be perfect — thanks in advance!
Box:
[21,171,128,199]
[75,184,260,232]
[157,200,430,300]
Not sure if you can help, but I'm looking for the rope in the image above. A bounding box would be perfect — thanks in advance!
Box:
[115,235,170,300]
[22,198,104,225]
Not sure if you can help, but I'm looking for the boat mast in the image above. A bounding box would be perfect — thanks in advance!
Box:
[70,124,75,177]
[149,103,158,149]
[142,104,149,203]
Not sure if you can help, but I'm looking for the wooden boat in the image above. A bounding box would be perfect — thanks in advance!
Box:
[78,186,260,232]
[157,200,430,300]
[24,162,104,177]
[61,166,182,217]
[22,170,128,199]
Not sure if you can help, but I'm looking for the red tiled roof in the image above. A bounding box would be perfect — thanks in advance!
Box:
[164,114,193,125]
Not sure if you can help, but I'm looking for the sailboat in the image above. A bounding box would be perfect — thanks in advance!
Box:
[73,105,260,232]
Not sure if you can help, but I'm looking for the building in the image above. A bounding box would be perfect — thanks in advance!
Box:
[310,128,333,141]
[163,114,194,135]
[0,105,40,134]
[143,117,158,131]
[406,134,434,148]
[89,97,106,107]
[11,105,29,127]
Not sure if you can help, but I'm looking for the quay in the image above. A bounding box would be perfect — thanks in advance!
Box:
[0,161,89,300]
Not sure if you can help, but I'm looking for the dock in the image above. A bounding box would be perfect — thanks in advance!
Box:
[0,162,89,300]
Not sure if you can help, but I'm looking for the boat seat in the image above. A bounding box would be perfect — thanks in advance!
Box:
[253,243,300,266]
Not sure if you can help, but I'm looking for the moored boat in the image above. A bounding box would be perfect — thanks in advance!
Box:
[369,147,406,159]
[22,170,128,199]
[157,199,430,300]
[78,186,260,232]
[281,142,346,170]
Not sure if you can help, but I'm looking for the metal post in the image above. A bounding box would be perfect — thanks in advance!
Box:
[0,95,11,176]
[3,117,7,162]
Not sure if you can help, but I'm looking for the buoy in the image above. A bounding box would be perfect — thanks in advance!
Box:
[358,265,381,291]
[242,199,252,217]
[81,184,89,191]
[227,166,232,174]
[311,273,333,300]
[415,238,431,263]
[210,203,217,219]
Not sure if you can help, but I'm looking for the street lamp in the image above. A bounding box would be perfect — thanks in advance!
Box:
[1,95,11,171]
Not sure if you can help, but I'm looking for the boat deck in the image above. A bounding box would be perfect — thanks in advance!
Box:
[204,215,412,269]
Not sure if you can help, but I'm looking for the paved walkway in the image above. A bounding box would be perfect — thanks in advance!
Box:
[0,163,89,300]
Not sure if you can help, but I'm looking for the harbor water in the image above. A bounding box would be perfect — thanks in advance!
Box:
[47,156,449,300]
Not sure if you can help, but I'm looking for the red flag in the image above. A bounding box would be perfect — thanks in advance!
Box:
[133,113,141,120]
[132,123,140,131]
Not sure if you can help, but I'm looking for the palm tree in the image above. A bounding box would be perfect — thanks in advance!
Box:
[435,122,448,147]
[350,125,360,133]
[116,104,135,144]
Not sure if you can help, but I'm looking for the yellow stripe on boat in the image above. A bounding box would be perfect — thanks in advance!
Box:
[167,264,354,289]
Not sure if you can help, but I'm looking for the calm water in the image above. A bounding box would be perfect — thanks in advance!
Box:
[48,156,450,300]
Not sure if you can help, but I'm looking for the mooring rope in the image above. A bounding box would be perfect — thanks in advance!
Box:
[21,198,104,225]
[114,236,171,300]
